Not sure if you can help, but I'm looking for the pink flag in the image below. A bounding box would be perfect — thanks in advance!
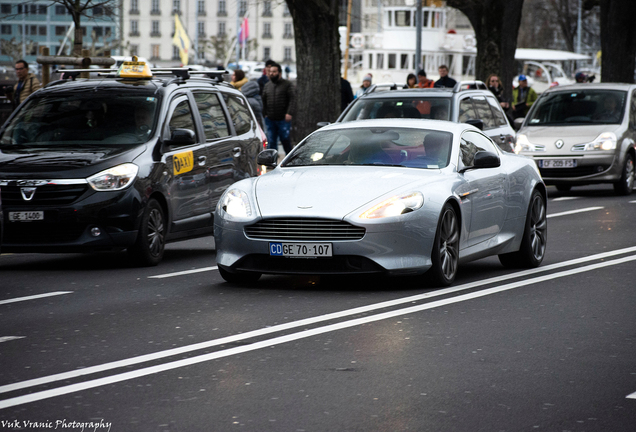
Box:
[239,18,249,46]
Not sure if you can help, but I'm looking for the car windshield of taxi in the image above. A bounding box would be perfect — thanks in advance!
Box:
[340,97,452,122]
[525,89,627,125]
[0,93,160,147]
[281,127,453,169]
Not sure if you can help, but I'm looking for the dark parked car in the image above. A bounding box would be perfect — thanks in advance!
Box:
[0,63,265,265]
[324,81,516,153]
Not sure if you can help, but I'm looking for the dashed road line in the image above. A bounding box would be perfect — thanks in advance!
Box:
[0,337,25,343]
[0,291,73,306]
[547,206,604,218]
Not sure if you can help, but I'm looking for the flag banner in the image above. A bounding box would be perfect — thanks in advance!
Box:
[238,18,249,47]
[173,14,191,66]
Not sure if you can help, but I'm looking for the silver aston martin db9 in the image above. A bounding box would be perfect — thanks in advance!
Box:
[214,119,547,286]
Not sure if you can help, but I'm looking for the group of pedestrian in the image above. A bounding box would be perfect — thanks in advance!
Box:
[486,73,537,120]
[231,59,295,155]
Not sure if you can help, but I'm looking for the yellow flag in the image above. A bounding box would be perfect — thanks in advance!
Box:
[173,14,191,66]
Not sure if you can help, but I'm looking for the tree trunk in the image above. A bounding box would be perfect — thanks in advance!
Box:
[286,0,341,146]
[447,0,524,104]
[600,0,636,83]
[72,10,83,56]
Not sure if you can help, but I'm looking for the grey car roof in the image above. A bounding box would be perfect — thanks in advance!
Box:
[542,83,636,93]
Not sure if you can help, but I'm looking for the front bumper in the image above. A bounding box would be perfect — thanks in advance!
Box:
[214,216,437,276]
[1,183,142,252]
[527,153,620,185]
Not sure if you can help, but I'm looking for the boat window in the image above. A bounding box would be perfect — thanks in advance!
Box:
[395,11,411,27]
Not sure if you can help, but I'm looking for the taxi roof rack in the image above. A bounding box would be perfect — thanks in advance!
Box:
[55,67,230,85]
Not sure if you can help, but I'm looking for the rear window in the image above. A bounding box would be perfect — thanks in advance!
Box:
[526,89,627,125]
[341,97,451,121]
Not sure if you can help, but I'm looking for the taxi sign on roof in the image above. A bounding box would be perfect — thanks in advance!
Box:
[118,56,152,78]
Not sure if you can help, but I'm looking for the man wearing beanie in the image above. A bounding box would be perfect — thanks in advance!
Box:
[355,74,372,98]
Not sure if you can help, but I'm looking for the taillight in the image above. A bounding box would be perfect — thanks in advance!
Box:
[259,125,268,150]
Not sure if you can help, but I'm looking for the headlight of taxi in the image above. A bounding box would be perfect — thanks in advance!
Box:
[87,163,138,191]
[219,189,252,218]
[360,192,424,219]
[514,134,540,154]
[583,132,617,151]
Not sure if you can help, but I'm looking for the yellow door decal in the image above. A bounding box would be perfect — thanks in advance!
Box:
[173,150,194,175]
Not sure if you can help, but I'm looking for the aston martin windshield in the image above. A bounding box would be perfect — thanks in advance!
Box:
[0,93,160,147]
[526,89,627,125]
[341,98,452,121]
[282,127,453,169]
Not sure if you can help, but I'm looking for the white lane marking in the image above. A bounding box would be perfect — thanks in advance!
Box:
[0,337,25,343]
[2,253,636,409]
[547,206,604,218]
[627,392,636,399]
[149,266,218,279]
[0,291,73,306]
[551,197,579,201]
[5,245,635,397]
[629,200,636,204]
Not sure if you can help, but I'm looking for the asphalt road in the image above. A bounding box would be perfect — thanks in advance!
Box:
[1,185,635,432]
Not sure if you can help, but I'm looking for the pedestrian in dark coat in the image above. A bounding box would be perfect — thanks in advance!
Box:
[241,80,264,129]
[434,65,457,88]
[262,63,295,154]
[341,77,354,112]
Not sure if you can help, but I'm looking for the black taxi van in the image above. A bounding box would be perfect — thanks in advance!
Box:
[0,61,265,265]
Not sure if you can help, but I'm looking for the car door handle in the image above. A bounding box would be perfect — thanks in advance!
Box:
[233,147,242,157]
[198,155,206,166]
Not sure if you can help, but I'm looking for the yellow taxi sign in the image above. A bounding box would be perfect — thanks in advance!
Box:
[173,150,194,175]
[118,56,152,78]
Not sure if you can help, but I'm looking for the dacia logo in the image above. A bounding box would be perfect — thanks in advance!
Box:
[20,187,37,201]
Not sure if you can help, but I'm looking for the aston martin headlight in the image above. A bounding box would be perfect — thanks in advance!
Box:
[360,192,424,219]
[87,163,138,191]
[584,132,617,151]
[220,189,252,218]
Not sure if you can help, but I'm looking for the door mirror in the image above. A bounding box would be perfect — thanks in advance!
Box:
[165,128,196,147]
[257,149,278,168]
[513,117,525,131]
[473,151,501,169]
[465,119,484,131]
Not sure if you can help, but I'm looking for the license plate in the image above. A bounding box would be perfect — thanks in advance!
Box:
[539,159,577,168]
[269,242,332,258]
[9,211,44,222]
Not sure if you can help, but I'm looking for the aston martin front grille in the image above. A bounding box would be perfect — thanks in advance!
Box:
[244,218,366,241]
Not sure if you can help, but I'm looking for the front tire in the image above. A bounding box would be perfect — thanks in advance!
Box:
[427,204,460,286]
[613,153,634,196]
[499,190,547,268]
[218,266,261,283]
[128,198,166,266]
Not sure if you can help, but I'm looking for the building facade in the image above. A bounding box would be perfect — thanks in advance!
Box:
[0,0,119,65]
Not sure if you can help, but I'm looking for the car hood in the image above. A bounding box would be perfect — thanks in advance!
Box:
[521,124,620,147]
[254,166,437,218]
[0,144,147,176]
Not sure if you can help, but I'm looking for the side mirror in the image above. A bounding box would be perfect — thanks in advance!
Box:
[165,128,196,147]
[257,148,278,168]
[513,117,525,131]
[316,122,331,128]
[465,119,484,131]
[473,151,501,169]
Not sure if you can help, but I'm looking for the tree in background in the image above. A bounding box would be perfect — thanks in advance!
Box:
[446,0,525,108]
[597,0,636,83]
[285,0,341,145]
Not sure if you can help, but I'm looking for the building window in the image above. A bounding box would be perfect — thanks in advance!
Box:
[151,0,160,15]
[130,20,139,36]
[55,26,66,36]
[94,27,103,37]
[283,3,290,16]
[173,0,181,14]
[263,46,271,61]
[217,21,226,37]
[38,5,46,14]
[197,0,206,15]
[1,4,11,14]
[130,44,139,56]
[263,23,272,38]
[197,50,205,60]
[39,26,46,36]
[172,46,180,60]
[284,46,292,62]
[93,6,103,16]
[197,22,205,38]
[1,24,11,35]
[151,44,161,60]
[55,5,66,14]
[239,1,246,17]
[262,1,271,17]
[218,0,226,16]
[151,21,161,37]
[283,23,293,39]
[130,0,139,14]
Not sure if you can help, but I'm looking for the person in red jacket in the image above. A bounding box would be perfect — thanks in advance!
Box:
[417,70,434,88]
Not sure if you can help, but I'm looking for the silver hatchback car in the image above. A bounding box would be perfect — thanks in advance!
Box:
[515,83,636,194]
